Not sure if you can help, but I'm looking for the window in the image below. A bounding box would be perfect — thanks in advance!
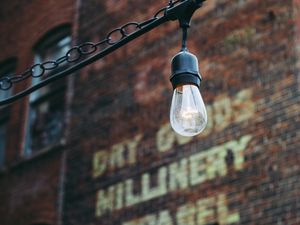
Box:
[25,27,71,154]
[0,59,15,167]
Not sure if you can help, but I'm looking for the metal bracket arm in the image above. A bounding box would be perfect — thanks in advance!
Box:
[0,0,205,106]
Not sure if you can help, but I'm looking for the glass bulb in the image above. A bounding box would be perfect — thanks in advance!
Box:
[170,84,207,136]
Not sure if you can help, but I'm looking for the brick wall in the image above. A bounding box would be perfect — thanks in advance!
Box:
[0,0,74,224]
[0,0,299,225]
[0,0,74,163]
[64,0,300,225]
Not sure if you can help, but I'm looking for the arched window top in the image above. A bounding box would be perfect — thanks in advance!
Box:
[34,24,71,52]
[0,57,17,76]
[33,25,71,65]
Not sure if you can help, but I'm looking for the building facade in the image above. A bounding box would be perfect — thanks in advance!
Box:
[0,0,75,224]
[0,0,299,225]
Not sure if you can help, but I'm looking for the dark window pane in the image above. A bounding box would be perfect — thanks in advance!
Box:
[0,61,14,101]
[0,83,11,100]
[28,85,65,152]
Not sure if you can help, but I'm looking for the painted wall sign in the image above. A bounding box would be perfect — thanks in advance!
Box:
[123,193,240,225]
[92,87,255,224]
[95,135,252,217]
[93,88,255,177]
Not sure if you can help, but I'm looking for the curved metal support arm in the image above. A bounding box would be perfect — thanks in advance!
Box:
[0,0,205,106]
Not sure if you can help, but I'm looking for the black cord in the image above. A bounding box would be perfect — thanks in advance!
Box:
[181,27,188,50]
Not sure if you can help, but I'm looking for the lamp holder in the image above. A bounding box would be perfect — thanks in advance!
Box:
[170,50,202,89]
[169,0,204,89]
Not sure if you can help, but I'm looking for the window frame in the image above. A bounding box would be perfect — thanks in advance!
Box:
[24,26,71,156]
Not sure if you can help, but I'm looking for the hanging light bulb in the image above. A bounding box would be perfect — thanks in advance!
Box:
[170,50,207,137]
[170,84,207,136]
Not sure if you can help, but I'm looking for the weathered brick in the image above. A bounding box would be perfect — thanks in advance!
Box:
[0,0,300,225]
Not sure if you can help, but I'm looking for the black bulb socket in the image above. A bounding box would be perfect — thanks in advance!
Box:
[170,50,202,90]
